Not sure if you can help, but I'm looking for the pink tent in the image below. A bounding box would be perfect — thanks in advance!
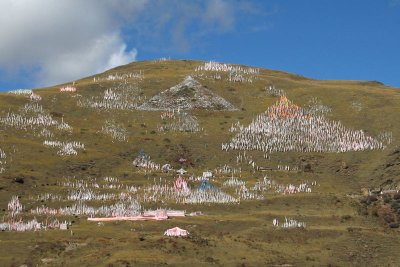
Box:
[174,176,189,192]
[88,214,168,222]
[164,227,189,237]
[60,86,77,92]
[143,209,185,217]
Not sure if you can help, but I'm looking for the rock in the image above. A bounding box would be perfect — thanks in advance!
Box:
[15,177,24,184]
[41,258,56,264]
[370,188,381,195]
[361,188,369,197]
[341,161,348,169]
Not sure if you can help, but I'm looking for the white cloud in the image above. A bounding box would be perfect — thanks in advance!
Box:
[37,33,138,86]
[0,0,146,87]
[0,0,266,88]
[204,0,235,31]
[138,0,242,51]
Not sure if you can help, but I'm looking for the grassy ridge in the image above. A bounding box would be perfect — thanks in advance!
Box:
[0,59,399,266]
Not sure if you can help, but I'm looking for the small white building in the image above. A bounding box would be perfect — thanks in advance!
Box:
[202,171,212,178]
[162,164,172,173]
[176,168,187,175]
[59,223,69,230]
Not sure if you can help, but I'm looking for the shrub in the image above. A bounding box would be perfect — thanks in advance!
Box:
[367,195,378,202]
[383,194,392,203]
[384,214,394,223]
[341,215,352,220]
[391,201,400,210]
[359,207,368,216]
[371,208,379,217]
[15,177,24,184]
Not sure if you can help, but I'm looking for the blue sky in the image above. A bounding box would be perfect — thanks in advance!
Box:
[0,0,399,91]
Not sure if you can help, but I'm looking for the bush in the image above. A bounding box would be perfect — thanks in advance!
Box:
[14,177,24,184]
[341,215,352,220]
[383,194,392,203]
[302,162,312,172]
[367,195,378,202]
[359,207,368,216]
[391,201,400,210]
[384,215,394,223]
[371,208,379,217]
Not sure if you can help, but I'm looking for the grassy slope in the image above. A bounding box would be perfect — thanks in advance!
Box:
[0,59,399,266]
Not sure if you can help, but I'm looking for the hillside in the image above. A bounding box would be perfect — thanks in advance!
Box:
[138,75,238,111]
[0,59,399,266]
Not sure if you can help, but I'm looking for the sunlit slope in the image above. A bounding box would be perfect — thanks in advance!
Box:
[0,59,399,266]
[1,59,398,188]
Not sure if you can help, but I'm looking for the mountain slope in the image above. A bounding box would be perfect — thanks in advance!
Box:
[0,59,399,266]
[138,75,238,111]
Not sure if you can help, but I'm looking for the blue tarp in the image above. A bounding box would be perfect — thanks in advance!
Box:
[198,179,214,191]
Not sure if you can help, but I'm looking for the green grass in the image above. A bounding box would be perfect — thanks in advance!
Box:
[0,59,399,266]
